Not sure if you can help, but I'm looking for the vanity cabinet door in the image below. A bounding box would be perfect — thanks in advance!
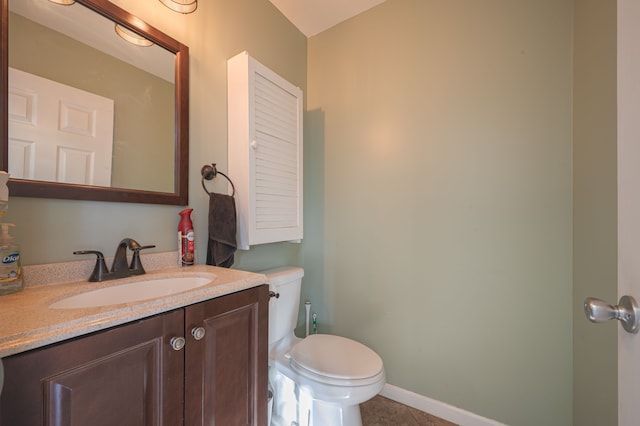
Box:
[184,285,268,426]
[0,309,185,426]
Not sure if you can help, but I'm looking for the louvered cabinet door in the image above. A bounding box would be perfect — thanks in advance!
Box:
[228,51,303,250]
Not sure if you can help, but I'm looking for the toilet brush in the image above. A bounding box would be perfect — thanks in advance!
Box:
[305,301,311,337]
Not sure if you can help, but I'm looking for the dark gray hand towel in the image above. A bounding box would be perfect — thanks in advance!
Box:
[206,193,237,268]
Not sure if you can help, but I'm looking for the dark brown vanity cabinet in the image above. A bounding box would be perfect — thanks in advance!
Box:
[0,285,268,426]
[185,284,268,426]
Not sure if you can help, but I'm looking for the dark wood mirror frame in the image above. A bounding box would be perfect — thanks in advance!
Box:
[0,0,189,205]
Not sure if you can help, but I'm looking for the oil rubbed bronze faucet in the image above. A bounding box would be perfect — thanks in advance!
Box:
[74,238,156,282]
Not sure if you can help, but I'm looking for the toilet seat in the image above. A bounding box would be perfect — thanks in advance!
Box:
[287,334,384,386]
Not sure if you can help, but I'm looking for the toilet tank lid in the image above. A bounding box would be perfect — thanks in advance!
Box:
[260,266,304,286]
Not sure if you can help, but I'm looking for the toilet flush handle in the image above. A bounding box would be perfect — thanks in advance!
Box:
[269,291,280,299]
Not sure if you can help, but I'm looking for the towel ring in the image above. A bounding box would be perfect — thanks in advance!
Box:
[201,164,236,197]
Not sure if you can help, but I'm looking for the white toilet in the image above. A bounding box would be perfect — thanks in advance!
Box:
[265,267,385,426]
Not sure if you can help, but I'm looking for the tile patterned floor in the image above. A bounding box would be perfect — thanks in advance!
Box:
[360,396,458,426]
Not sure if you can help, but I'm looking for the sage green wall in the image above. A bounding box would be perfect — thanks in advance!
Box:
[572,1,617,425]
[305,1,573,425]
[5,0,306,270]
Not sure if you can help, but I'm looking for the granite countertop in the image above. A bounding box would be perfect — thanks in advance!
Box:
[0,264,268,358]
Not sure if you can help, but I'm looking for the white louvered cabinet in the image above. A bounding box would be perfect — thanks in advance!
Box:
[227,52,303,250]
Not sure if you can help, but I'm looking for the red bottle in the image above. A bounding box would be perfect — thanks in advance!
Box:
[178,208,195,266]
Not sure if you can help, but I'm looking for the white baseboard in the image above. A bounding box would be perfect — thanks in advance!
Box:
[379,384,508,426]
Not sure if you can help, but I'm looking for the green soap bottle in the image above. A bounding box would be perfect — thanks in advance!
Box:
[0,223,23,295]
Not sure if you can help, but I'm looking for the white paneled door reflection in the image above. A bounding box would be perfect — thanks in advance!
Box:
[7,67,114,187]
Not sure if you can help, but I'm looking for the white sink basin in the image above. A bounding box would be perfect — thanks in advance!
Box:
[49,276,213,309]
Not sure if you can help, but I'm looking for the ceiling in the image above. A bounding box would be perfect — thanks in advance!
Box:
[268,0,387,37]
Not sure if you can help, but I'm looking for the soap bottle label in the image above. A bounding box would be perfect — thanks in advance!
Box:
[0,250,22,293]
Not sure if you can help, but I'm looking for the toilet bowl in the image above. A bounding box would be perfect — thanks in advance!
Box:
[264,267,385,426]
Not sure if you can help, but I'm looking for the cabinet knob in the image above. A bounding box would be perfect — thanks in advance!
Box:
[170,336,186,351]
[250,140,259,150]
[191,326,206,340]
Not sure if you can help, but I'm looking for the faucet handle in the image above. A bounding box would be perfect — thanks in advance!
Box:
[73,250,109,282]
[129,244,156,275]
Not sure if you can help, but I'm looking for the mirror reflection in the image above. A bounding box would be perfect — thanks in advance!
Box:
[2,0,189,205]
[8,0,175,192]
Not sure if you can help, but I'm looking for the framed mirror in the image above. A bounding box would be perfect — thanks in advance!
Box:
[0,0,189,205]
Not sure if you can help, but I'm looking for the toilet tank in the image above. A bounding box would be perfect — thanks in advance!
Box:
[262,267,304,346]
